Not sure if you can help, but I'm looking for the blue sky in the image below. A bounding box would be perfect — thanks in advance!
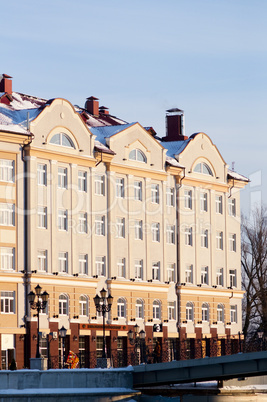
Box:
[1,0,266,212]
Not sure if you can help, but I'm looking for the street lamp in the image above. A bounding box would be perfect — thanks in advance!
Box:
[59,326,67,368]
[93,288,113,358]
[127,324,146,364]
[28,284,49,359]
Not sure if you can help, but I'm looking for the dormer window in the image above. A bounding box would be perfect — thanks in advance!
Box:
[50,133,75,149]
[193,162,213,176]
[129,149,147,163]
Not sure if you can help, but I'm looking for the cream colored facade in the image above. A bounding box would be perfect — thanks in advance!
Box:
[0,89,248,367]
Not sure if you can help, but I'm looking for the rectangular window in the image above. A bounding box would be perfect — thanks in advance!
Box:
[216,231,223,250]
[135,259,143,280]
[0,203,15,226]
[96,256,105,276]
[167,263,175,282]
[134,220,143,240]
[168,301,176,320]
[58,252,68,273]
[186,304,193,321]
[78,212,87,234]
[152,262,160,281]
[229,233,237,252]
[117,258,125,278]
[95,215,105,236]
[116,217,125,238]
[151,184,159,204]
[215,195,223,214]
[0,247,15,270]
[37,164,47,186]
[201,266,209,285]
[38,206,47,229]
[185,264,193,283]
[228,198,236,217]
[79,254,88,275]
[184,189,192,209]
[1,291,15,313]
[230,305,237,323]
[37,250,47,272]
[201,229,208,248]
[216,268,223,286]
[58,209,67,231]
[0,159,14,182]
[166,187,175,207]
[95,175,105,195]
[58,167,67,189]
[185,226,193,246]
[166,224,175,244]
[78,171,87,192]
[134,181,142,201]
[152,222,160,242]
[200,192,208,212]
[116,178,124,198]
[229,269,237,287]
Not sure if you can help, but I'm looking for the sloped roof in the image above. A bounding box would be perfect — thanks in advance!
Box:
[160,138,192,158]
[89,123,137,144]
[228,169,249,182]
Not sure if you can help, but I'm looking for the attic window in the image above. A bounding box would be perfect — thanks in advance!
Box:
[129,149,147,163]
[193,162,213,176]
[50,133,75,149]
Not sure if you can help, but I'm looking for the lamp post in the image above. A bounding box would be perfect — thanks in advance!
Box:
[128,324,146,364]
[28,284,49,359]
[93,288,113,358]
[59,326,67,368]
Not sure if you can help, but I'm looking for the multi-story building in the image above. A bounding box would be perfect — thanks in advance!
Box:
[0,74,248,368]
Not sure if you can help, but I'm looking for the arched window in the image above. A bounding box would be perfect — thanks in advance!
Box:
[129,149,147,163]
[136,299,144,319]
[153,300,161,320]
[117,298,126,318]
[59,294,68,315]
[186,302,194,321]
[79,295,88,317]
[202,303,209,322]
[217,304,224,323]
[50,133,75,149]
[193,162,213,176]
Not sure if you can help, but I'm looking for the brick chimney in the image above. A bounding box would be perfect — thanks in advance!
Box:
[162,108,188,141]
[99,106,109,115]
[0,74,12,94]
[85,96,99,116]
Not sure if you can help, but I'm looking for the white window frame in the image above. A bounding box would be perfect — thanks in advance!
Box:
[229,233,237,252]
[117,298,126,318]
[152,222,160,242]
[79,295,88,316]
[95,215,105,236]
[153,300,161,320]
[201,229,208,248]
[37,206,47,229]
[230,305,237,323]
[216,268,224,286]
[151,184,159,204]
[79,254,88,275]
[185,226,193,246]
[168,301,176,320]
[58,209,67,231]
[186,302,194,321]
[202,303,209,322]
[216,231,223,250]
[184,189,192,209]
[201,266,209,285]
[116,217,125,238]
[134,220,143,240]
[58,252,68,273]
[117,258,126,278]
[58,167,67,189]
[200,192,208,212]
[215,195,223,214]
[217,304,224,323]
[228,198,236,217]
[78,171,87,192]
[78,212,87,234]
[134,181,142,201]
[37,164,47,186]
[136,299,144,319]
[37,250,47,272]
[95,175,105,196]
[166,224,175,244]
[116,178,124,198]
[0,203,15,226]
[1,291,15,314]
[0,159,14,183]
[96,256,105,276]
[229,269,237,287]
[135,259,143,280]
[167,263,175,282]
[0,247,15,270]
[59,294,68,315]
[152,262,160,281]
[185,264,193,284]
[166,187,175,207]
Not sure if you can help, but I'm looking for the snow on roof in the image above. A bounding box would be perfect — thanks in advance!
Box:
[166,155,184,168]
[228,169,249,182]
[89,123,137,144]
